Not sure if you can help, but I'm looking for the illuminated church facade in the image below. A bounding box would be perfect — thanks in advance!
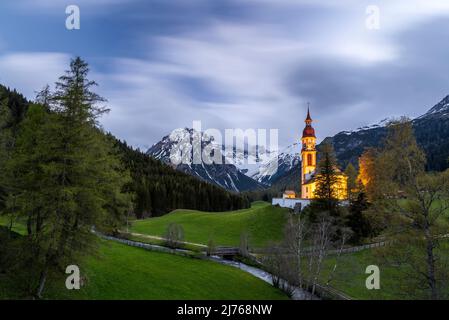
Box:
[300,108,347,200]
[273,108,347,209]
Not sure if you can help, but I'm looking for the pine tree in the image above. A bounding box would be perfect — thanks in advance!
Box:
[313,143,340,214]
[347,192,372,244]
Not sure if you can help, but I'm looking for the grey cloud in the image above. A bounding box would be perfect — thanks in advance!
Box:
[5,0,449,150]
[285,58,371,112]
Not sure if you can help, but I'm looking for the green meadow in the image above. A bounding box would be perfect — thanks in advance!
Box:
[0,236,287,300]
[131,201,289,247]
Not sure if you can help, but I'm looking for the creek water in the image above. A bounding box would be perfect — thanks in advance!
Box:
[208,256,318,300]
[100,234,318,300]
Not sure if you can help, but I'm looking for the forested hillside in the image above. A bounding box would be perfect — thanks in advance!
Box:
[0,85,29,125]
[115,139,250,218]
[0,85,29,211]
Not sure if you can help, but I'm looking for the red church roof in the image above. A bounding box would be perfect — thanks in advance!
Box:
[302,126,316,138]
[302,107,316,138]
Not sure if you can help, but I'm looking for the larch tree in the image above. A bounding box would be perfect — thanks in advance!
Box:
[381,118,426,188]
[344,162,358,201]
[358,147,384,201]
[8,57,132,298]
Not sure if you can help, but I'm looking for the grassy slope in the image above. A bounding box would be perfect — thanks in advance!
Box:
[321,199,449,299]
[0,217,287,300]
[56,240,288,300]
[320,239,449,300]
[319,249,404,300]
[6,198,447,300]
[131,201,289,247]
[1,239,287,300]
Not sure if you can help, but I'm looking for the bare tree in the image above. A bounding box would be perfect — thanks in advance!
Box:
[263,243,297,298]
[308,212,335,297]
[239,231,249,258]
[207,237,216,256]
[165,223,184,249]
[263,213,310,298]
[265,210,353,299]
[283,214,308,290]
[326,227,352,286]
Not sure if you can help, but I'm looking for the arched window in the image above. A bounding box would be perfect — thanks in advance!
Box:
[307,153,312,166]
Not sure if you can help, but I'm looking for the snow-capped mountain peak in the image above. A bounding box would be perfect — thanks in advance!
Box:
[341,117,393,135]
[147,128,265,192]
[420,95,449,118]
[251,142,301,185]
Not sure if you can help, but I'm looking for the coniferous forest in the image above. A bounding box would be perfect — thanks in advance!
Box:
[114,138,250,218]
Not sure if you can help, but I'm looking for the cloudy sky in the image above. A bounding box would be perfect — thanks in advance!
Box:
[1,0,449,150]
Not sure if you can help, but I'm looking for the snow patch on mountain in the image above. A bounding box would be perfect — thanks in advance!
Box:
[417,95,449,119]
[340,118,393,135]
[251,143,301,185]
[147,128,265,192]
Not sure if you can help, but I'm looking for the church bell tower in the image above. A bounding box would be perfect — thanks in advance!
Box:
[301,106,317,199]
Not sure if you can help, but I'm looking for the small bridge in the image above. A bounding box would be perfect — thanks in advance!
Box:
[212,247,240,259]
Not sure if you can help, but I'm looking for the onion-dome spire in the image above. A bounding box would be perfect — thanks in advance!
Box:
[302,103,316,138]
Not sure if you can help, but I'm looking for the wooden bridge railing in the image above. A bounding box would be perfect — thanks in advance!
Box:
[212,247,240,256]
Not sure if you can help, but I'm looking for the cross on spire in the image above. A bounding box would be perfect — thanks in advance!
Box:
[305,102,312,123]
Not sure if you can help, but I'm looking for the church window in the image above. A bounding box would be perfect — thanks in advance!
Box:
[307,154,312,166]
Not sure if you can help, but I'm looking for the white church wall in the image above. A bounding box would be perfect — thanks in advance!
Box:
[271,198,311,210]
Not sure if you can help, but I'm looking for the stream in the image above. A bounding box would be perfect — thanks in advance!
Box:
[99,234,318,300]
[207,256,317,300]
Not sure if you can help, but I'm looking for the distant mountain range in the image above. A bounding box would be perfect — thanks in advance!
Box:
[147,95,449,192]
[147,127,306,192]
[147,128,266,192]
[322,95,449,171]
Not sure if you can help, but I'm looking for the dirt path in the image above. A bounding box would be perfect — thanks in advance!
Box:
[128,232,208,248]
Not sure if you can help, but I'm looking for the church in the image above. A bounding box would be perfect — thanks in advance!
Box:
[272,108,348,209]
